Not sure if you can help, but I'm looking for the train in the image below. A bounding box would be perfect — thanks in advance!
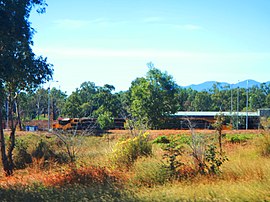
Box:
[52,109,270,131]
[52,117,126,131]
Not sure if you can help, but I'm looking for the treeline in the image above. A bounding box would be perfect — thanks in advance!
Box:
[16,64,270,129]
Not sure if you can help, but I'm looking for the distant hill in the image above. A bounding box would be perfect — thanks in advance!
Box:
[182,80,268,91]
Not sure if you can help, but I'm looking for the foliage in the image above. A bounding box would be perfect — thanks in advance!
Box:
[62,82,121,119]
[31,139,69,166]
[97,109,114,130]
[227,134,253,144]
[153,135,192,178]
[13,139,32,169]
[31,139,56,168]
[191,91,212,111]
[128,63,180,129]
[124,118,148,137]
[160,136,184,177]
[188,129,228,175]
[152,135,170,144]
[0,0,53,176]
[110,133,152,168]
[205,144,228,175]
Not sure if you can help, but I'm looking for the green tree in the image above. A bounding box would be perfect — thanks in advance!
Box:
[34,88,48,120]
[129,63,179,129]
[192,91,212,111]
[183,88,197,111]
[0,0,53,176]
[62,90,82,118]
[50,87,67,120]
[97,110,114,130]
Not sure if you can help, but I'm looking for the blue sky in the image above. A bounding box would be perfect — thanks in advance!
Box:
[30,0,270,94]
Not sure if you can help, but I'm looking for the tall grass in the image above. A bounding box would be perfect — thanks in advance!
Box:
[133,134,270,201]
[1,131,270,201]
[136,180,270,201]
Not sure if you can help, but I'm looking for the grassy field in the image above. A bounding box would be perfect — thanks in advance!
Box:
[0,129,269,201]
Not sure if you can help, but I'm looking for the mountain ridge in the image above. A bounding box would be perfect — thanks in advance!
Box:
[182,80,270,91]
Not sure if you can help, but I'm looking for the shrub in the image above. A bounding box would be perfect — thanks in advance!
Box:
[31,139,69,167]
[32,139,55,160]
[153,135,186,178]
[228,134,252,144]
[205,144,228,175]
[14,139,32,169]
[110,132,152,168]
[152,135,170,144]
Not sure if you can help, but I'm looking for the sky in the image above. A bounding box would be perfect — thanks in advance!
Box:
[29,0,270,94]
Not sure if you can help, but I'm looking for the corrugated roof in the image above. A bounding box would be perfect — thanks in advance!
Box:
[174,111,259,117]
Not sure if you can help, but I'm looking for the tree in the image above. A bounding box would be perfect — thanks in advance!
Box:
[50,87,67,120]
[192,91,212,111]
[62,90,82,118]
[34,88,48,120]
[0,0,53,176]
[183,88,197,111]
[129,63,179,129]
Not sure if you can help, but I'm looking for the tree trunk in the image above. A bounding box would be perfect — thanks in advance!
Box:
[0,85,13,176]
[15,97,22,131]
[7,99,16,171]
[218,130,222,154]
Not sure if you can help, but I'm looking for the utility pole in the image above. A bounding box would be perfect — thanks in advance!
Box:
[230,84,233,114]
[47,80,59,131]
[237,86,239,130]
[230,84,233,128]
[246,80,249,130]
[48,87,50,131]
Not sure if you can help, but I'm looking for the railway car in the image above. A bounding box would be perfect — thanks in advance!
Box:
[52,117,125,131]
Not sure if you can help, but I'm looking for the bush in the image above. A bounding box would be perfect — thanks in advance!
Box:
[110,133,152,168]
[32,139,55,160]
[31,139,70,167]
[14,139,32,169]
[152,135,170,144]
[228,134,252,144]
[153,135,188,178]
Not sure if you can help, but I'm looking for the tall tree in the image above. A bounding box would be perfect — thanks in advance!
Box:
[0,0,53,176]
[192,91,212,111]
[50,87,67,120]
[129,63,179,129]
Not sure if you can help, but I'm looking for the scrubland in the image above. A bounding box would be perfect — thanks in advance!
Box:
[0,130,269,201]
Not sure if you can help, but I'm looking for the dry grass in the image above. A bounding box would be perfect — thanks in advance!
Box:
[0,130,269,201]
